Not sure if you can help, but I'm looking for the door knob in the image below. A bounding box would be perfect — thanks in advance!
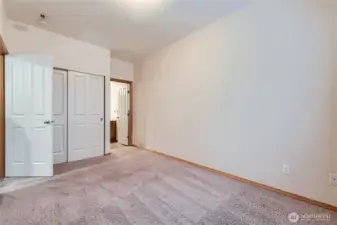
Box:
[100,118,103,121]
[44,120,51,124]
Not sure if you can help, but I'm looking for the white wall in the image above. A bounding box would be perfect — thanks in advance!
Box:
[4,20,110,76]
[4,19,112,155]
[111,58,134,81]
[0,0,6,40]
[134,0,337,206]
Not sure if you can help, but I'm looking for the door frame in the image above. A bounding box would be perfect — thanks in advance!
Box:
[0,36,8,178]
[110,78,133,146]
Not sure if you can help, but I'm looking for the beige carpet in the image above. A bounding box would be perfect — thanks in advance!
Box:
[0,147,336,224]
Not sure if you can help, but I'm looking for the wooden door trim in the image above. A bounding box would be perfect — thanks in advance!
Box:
[0,35,7,178]
[110,78,133,146]
[0,36,8,55]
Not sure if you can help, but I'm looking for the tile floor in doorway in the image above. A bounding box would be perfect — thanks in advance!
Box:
[110,142,125,149]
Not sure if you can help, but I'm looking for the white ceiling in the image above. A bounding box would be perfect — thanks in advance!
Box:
[4,0,249,61]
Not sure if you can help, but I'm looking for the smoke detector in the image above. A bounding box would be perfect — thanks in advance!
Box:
[38,14,48,24]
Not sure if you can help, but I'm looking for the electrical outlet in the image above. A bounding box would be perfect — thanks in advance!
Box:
[329,173,337,186]
[283,164,290,175]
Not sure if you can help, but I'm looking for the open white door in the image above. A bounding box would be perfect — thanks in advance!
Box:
[117,85,130,145]
[5,55,53,177]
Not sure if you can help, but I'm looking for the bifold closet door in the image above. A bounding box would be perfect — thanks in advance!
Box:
[53,69,68,164]
[68,71,104,162]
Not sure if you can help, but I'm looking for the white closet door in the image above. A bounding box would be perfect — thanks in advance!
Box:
[87,74,105,157]
[68,71,104,162]
[117,85,130,145]
[6,55,53,177]
[53,69,68,164]
[68,72,86,161]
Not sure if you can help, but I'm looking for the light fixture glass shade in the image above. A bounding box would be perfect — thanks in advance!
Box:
[115,0,171,19]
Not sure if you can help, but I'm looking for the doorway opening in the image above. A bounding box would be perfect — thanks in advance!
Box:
[110,78,132,150]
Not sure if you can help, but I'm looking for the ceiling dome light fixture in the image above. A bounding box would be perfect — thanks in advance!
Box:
[115,0,171,19]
